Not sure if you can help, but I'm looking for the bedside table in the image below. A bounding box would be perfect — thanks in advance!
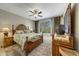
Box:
[4,37,13,48]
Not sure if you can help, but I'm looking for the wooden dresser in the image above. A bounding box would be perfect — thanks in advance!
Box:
[59,47,79,56]
[52,35,73,56]
[4,37,13,47]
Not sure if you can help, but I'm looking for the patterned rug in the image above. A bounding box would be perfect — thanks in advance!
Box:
[0,44,26,56]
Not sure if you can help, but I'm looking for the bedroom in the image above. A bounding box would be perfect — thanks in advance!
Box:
[0,3,79,56]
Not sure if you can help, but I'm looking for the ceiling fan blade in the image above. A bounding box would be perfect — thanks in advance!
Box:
[29,15,33,16]
[38,15,43,17]
[29,11,34,13]
[38,11,42,14]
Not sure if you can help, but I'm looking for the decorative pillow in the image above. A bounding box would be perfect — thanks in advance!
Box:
[54,34,69,43]
[15,30,24,34]
[24,30,31,33]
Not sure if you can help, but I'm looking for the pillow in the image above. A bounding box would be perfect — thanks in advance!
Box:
[24,30,31,33]
[54,34,69,43]
[15,30,24,34]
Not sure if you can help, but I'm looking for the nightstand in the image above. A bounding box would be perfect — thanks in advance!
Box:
[4,37,13,48]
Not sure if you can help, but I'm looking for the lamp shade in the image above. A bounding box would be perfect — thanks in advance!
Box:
[2,28,10,32]
[30,28,33,31]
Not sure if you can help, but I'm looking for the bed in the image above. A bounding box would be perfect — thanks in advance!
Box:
[12,24,43,55]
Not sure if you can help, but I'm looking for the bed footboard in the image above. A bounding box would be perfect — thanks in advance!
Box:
[24,35,43,55]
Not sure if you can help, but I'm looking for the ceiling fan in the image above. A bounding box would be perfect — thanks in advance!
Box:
[29,9,43,18]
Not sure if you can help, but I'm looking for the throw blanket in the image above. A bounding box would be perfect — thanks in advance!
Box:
[14,34,27,50]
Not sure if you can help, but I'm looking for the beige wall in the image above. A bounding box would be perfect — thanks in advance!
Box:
[74,4,79,51]
[60,15,64,25]
[0,9,35,31]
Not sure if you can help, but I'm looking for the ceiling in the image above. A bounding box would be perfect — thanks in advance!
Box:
[0,3,68,21]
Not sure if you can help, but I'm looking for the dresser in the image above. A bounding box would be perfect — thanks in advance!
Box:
[59,47,79,56]
[4,37,13,47]
[52,34,73,56]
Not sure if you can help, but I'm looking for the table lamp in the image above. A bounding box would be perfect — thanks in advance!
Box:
[2,27,10,37]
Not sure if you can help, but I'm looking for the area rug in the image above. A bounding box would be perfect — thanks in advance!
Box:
[0,44,26,56]
[28,34,52,56]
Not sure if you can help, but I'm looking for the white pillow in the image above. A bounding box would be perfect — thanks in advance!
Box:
[54,34,69,43]
[24,30,31,33]
[16,30,24,34]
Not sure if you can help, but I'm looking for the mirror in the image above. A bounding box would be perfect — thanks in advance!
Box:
[54,4,71,35]
[64,4,71,35]
[54,16,65,35]
[54,12,71,35]
[64,11,69,33]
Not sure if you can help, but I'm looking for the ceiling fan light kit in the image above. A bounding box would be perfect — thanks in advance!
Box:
[29,9,43,18]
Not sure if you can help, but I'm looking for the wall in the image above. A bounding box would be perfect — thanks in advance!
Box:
[51,18,54,34]
[0,9,35,31]
[74,4,79,51]
[60,15,64,25]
